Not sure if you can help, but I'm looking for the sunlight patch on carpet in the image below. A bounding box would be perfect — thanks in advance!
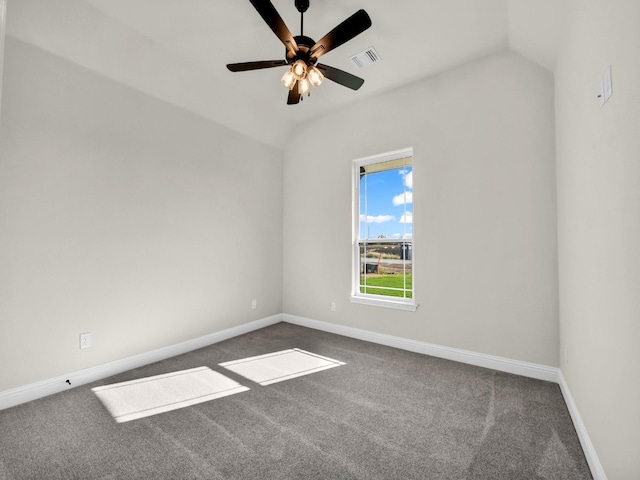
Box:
[92,367,249,423]
[219,348,345,386]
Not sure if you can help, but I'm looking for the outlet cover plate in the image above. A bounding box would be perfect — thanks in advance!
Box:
[80,333,91,349]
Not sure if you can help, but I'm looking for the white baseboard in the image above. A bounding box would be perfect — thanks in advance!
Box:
[282,313,560,383]
[0,314,282,411]
[558,371,608,480]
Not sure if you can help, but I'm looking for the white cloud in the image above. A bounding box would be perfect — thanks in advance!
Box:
[392,191,413,206]
[397,170,413,190]
[399,212,413,224]
[360,214,395,224]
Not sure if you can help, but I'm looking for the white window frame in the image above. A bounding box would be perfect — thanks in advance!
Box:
[351,147,417,311]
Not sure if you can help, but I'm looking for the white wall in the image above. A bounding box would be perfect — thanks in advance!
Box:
[283,51,559,366]
[0,37,283,391]
[555,1,640,478]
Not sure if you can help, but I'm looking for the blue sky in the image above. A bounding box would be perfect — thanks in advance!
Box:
[359,167,413,239]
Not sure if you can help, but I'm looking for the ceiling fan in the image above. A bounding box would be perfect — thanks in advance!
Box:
[227,0,372,105]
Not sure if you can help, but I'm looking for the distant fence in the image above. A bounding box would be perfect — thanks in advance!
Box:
[362,259,412,275]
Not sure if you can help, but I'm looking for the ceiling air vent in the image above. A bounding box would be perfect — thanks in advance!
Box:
[349,47,381,69]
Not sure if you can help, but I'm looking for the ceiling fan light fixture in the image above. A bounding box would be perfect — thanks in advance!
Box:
[307,65,324,87]
[281,69,297,89]
[292,59,307,80]
[299,77,311,95]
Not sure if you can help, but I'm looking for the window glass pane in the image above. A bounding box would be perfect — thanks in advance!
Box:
[359,241,412,299]
[359,163,412,241]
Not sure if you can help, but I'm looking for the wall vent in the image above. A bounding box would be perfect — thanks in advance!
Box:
[349,47,381,69]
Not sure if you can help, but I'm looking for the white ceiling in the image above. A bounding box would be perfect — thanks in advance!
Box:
[5,0,566,149]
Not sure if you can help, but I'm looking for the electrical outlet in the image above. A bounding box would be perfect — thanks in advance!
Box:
[251,299,257,310]
[331,302,336,312]
[80,333,91,349]
[564,345,569,364]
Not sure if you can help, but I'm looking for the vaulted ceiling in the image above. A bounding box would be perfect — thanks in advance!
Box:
[5,0,566,149]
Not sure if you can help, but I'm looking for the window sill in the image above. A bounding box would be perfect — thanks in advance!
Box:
[350,295,418,312]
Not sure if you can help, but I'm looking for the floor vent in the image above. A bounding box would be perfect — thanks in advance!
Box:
[349,46,381,69]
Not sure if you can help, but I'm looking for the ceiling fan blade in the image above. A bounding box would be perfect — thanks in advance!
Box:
[249,0,299,56]
[227,60,288,72]
[310,9,372,60]
[316,63,365,90]
[287,81,301,105]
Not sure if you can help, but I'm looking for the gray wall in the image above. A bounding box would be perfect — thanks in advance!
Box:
[0,38,283,391]
[555,1,640,478]
[283,51,559,367]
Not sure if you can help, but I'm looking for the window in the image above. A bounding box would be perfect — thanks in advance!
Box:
[351,148,416,311]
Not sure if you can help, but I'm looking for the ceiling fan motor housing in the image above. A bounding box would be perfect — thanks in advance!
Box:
[286,35,316,64]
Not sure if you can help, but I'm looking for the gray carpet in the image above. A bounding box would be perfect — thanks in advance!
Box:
[0,323,592,479]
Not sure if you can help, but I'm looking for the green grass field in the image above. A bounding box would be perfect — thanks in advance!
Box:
[360,274,412,299]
